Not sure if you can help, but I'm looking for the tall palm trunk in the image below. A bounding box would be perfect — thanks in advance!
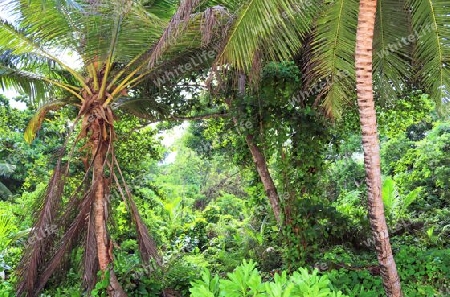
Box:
[89,106,127,297]
[355,1,401,296]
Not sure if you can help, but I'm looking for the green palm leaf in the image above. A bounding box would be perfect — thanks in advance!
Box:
[310,0,359,117]
[408,0,450,113]
[373,0,411,103]
[216,0,317,72]
[24,100,68,144]
[0,16,86,86]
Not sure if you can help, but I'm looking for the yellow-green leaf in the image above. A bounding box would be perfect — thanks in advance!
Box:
[24,101,65,144]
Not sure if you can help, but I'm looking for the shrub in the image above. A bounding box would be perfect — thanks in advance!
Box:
[189,259,347,297]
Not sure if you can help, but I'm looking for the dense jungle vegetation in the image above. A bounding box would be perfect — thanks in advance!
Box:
[0,0,449,296]
[1,88,449,296]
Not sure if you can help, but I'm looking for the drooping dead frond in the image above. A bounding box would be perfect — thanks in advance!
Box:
[148,0,203,67]
[201,5,229,46]
[35,190,94,294]
[16,158,66,297]
[127,193,161,265]
[112,156,162,266]
[83,207,99,293]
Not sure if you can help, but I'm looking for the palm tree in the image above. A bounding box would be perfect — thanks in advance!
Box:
[355,1,401,295]
[0,0,228,295]
[209,0,449,295]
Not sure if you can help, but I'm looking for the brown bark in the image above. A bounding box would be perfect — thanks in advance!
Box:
[244,134,282,225]
[92,138,109,271]
[91,113,127,297]
[355,1,402,296]
[233,74,282,225]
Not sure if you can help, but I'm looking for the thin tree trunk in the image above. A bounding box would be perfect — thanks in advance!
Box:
[244,134,282,225]
[233,73,282,225]
[355,1,402,296]
[91,114,127,297]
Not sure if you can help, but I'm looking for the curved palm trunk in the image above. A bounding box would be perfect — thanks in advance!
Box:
[90,110,127,297]
[355,1,401,296]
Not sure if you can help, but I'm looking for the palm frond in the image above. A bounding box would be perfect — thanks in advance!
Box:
[17,159,66,297]
[127,194,161,265]
[106,3,228,100]
[83,207,98,293]
[24,100,68,144]
[112,157,162,266]
[310,0,359,118]
[35,190,93,294]
[0,48,81,104]
[408,0,450,113]
[216,0,317,72]
[0,63,50,103]
[148,0,203,68]
[80,0,168,66]
[373,0,411,103]
[0,15,86,87]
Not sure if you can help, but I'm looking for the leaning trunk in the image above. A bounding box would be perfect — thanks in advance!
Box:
[233,73,282,225]
[245,134,282,225]
[90,110,126,297]
[355,0,402,296]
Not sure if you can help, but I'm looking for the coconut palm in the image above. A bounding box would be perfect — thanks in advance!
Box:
[209,0,449,296]
[355,1,402,295]
[0,0,229,295]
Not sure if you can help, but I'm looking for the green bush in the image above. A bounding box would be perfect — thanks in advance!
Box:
[326,246,450,297]
[394,122,450,209]
[189,259,347,297]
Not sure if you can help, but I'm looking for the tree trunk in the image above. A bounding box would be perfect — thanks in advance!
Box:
[91,113,127,297]
[232,73,282,225]
[244,134,282,225]
[355,1,402,296]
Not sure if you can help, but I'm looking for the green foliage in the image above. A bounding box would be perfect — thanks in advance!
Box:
[91,270,110,297]
[324,245,450,297]
[394,122,450,209]
[0,97,67,197]
[377,93,435,139]
[331,190,370,247]
[190,260,347,297]
[381,177,420,224]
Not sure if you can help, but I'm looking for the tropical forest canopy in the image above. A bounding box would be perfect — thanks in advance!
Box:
[0,0,449,297]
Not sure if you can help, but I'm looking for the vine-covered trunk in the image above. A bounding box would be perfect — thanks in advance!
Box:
[89,109,127,297]
[234,74,282,225]
[245,134,282,225]
[355,0,402,296]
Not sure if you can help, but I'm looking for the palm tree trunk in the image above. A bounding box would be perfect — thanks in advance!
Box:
[355,1,401,296]
[91,113,127,297]
[92,138,109,272]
